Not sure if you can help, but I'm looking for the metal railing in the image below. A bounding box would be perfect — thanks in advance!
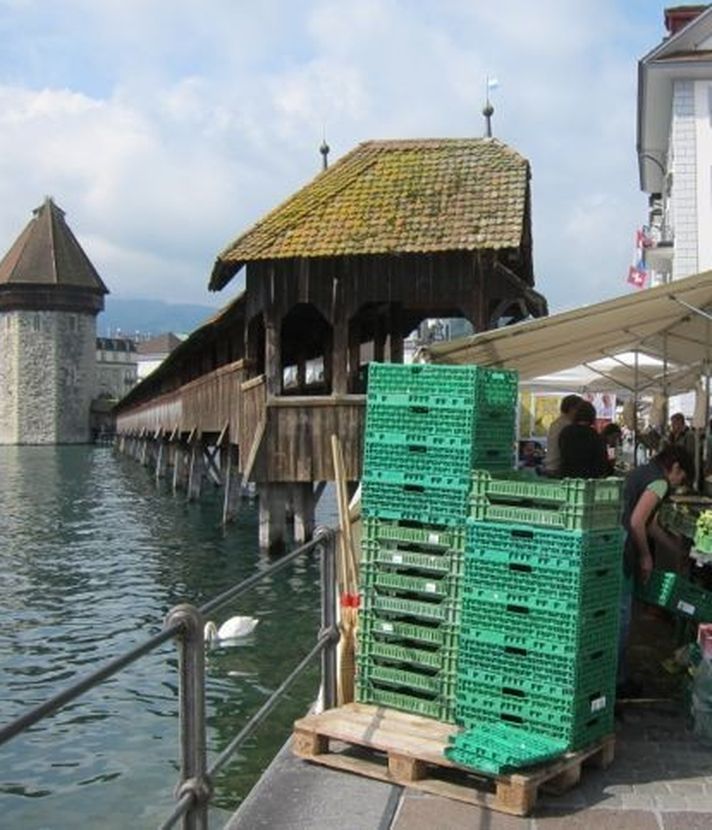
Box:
[0,526,339,830]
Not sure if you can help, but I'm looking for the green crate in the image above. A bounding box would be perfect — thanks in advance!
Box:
[367,362,482,396]
[366,403,479,437]
[456,636,617,686]
[471,421,516,448]
[635,570,712,620]
[362,481,470,527]
[469,472,622,531]
[361,540,464,577]
[454,679,615,736]
[634,569,676,607]
[457,618,619,661]
[461,573,621,616]
[454,702,613,751]
[357,637,457,673]
[362,566,459,600]
[465,521,624,566]
[471,471,623,507]
[366,429,476,451]
[363,518,467,552]
[445,723,567,774]
[455,659,616,704]
[359,614,459,649]
[461,601,619,644]
[365,469,471,489]
[464,558,620,602]
[356,682,454,722]
[470,496,621,531]
[358,659,452,696]
[364,440,474,478]
[361,590,461,624]
[367,363,518,408]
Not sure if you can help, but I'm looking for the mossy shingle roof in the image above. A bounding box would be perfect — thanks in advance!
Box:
[210,138,530,290]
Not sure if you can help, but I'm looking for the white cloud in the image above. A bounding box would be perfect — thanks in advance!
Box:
[0,0,671,312]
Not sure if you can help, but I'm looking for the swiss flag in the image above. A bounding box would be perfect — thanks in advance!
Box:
[627,263,648,289]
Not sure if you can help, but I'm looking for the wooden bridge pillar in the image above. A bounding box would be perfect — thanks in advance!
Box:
[187,436,206,501]
[291,483,315,544]
[259,484,288,554]
[222,445,242,524]
[155,436,169,481]
[140,435,150,467]
[173,442,189,494]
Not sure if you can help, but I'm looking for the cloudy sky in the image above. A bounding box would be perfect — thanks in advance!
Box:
[0,0,674,313]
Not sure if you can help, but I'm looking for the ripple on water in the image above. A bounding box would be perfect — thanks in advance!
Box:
[0,446,326,828]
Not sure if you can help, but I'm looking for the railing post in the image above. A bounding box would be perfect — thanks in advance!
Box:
[164,603,211,830]
[315,526,339,710]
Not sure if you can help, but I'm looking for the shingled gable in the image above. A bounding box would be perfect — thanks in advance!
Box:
[210,137,532,291]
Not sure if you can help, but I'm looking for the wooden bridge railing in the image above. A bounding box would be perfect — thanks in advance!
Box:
[115,360,249,437]
[238,379,366,482]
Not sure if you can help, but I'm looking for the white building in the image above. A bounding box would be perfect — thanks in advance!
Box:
[95,336,138,400]
[136,332,183,380]
[639,5,712,284]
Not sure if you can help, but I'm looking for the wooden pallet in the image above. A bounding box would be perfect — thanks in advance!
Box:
[293,702,615,816]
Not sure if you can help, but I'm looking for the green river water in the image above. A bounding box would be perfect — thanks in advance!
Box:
[0,445,335,828]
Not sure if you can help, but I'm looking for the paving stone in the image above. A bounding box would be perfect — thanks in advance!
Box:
[621,794,657,810]
[392,796,533,829]
[653,795,690,810]
[665,781,707,794]
[534,808,660,829]
[661,813,712,830]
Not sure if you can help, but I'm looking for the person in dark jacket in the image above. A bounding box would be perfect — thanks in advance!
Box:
[558,400,609,479]
[617,445,693,694]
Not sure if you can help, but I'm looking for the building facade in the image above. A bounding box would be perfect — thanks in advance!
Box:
[638,5,712,284]
[0,199,108,444]
[95,336,138,400]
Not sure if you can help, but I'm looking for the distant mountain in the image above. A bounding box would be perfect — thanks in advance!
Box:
[97,297,218,338]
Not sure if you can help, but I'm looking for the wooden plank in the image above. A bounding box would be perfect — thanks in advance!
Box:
[242,415,267,482]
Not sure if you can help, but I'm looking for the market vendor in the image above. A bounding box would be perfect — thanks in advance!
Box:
[618,445,694,693]
[543,394,582,477]
[663,412,696,459]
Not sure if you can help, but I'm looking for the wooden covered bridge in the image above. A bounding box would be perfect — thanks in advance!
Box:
[114,137,548,551]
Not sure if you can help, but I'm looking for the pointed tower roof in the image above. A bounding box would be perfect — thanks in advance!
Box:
[0,198,108,314]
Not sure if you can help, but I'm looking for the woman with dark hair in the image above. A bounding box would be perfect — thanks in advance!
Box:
[558,400,609,479]
[617,445,693,695]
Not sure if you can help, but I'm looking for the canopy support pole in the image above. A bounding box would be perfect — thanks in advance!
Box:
[672,296,712,323]
[633,350,639,468]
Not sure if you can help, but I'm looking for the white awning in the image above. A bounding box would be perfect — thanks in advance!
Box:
[426,271,712,382]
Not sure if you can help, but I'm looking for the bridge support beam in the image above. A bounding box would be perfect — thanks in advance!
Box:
[222,446,242,525]
[259,484,288,554]
[291,483,315,544]
[187,437,205,502]
[155,436,169,481]
[173,442,189,494]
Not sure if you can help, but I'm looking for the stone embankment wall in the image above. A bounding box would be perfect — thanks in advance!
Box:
[0,310,97,444]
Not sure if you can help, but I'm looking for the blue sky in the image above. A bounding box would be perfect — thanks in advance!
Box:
[0,1,678,312]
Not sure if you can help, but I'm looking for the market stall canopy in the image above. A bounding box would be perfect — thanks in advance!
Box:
[521,358,705,395]
[425,271,712,380]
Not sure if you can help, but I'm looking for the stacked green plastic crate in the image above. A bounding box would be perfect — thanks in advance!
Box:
[448,474,623,769]
[357,363,518,720]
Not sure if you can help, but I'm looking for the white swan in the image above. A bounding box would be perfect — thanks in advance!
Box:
[204,616,259,646]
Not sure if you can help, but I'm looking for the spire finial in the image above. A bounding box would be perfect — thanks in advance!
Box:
[483,76,498,138]
[319,135,330,171]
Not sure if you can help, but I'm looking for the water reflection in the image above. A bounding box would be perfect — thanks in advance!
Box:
[0,446,332,828]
